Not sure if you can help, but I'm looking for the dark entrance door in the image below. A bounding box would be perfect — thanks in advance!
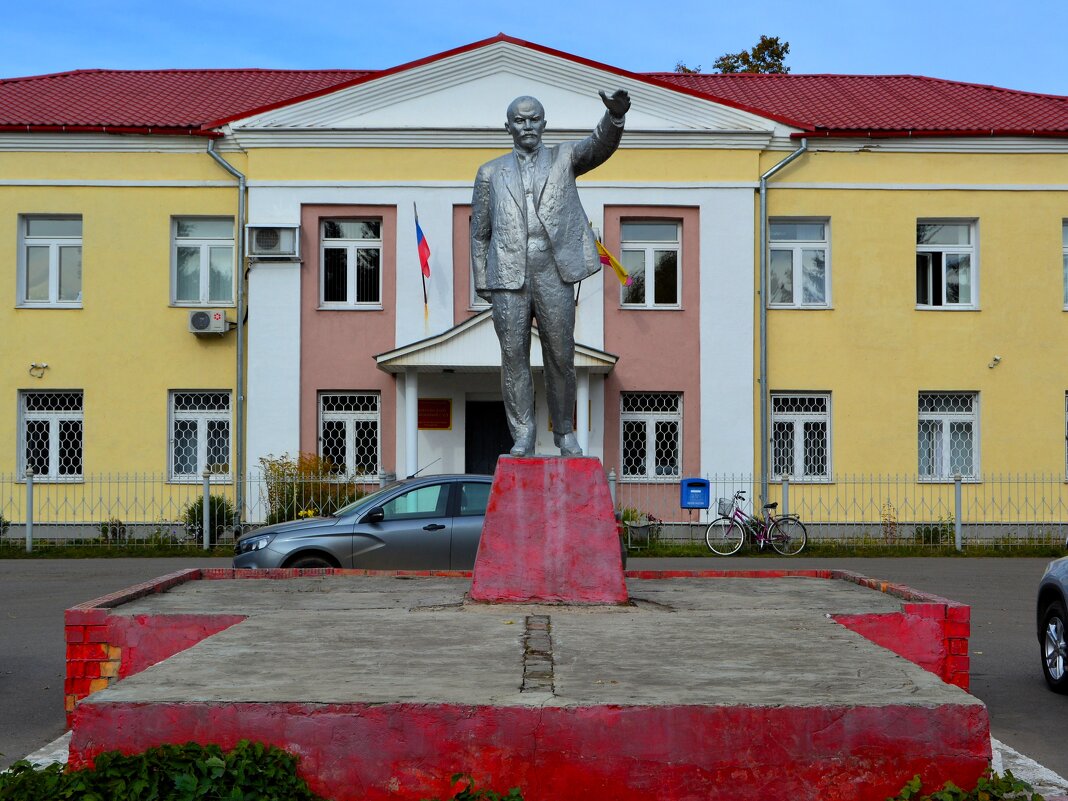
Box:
[465,401,512,475]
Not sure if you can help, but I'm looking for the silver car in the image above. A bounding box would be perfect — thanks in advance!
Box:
[1038,555,1068,692]
[233,474,492,570]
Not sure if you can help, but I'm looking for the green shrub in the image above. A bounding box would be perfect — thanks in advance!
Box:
[183,494,237,544]
[914,518,954,546]
[423,773,524,801]
[98,517,127,543]
[888,770,1043,800]
[0,740,326,800]
[260,453,364,525]
[0,513,8,537]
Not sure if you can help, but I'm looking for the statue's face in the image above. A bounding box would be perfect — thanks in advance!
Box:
[505,97,546,153]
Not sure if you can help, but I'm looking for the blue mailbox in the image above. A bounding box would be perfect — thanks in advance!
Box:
[680,478,710,510]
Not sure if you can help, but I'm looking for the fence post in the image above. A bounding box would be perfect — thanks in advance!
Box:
[24,468,34,553]
[954,473,963,552]
[202,469,211,551]
[782,476,790,517]
[607,469,617,506]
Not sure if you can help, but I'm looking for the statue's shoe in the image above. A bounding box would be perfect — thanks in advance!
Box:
[555,432,583,457]
[510,431,535,457]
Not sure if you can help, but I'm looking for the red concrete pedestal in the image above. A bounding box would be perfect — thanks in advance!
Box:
[469,456,628,604]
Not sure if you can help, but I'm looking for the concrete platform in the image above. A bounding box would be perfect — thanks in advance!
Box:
[65,570,991,801]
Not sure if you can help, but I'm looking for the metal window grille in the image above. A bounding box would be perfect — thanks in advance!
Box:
[768,220,829,307]
[173,217,234,305]
[170,392,231,480]
[20,391,84,479]
[916,221,975,307]
[771,393,830,479]
[319,392,381,477]
[620,392,681,479]
[320,219,382,306]
[22,216,82,305]
[918,392,977,479]
[619,221,680,308]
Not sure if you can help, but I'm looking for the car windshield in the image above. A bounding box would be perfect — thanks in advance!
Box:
[330,481,403,517]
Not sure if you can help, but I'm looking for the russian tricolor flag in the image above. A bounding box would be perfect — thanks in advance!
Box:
[416,216,431,278]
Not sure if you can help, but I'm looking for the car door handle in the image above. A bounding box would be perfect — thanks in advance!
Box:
[423,523,446,531]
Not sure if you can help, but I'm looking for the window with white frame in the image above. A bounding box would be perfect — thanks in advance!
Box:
[620,392,681,479]
[319,392,381,477]
[19,391,84,479]
[321,220,382,307]
[172,218,234,305]
[19,216,82,306]
[771,393,830,479]
[769,220,829,307]
[918,392,978,479]
[1062,222,1067,308]
[620,221,680,308]
[916,221,977,308]
[170,392,231,480]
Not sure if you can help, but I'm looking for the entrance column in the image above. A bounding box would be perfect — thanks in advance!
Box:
[405,368,418,477]
[576,369,590,455]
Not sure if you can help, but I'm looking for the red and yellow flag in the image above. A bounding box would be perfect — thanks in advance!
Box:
[596,239,631,286]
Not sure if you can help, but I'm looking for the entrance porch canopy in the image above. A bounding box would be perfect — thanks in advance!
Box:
[375,311,617,475]
[374,310,619,374]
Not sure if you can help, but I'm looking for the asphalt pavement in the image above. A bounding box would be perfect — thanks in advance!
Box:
[0,555,1061,780]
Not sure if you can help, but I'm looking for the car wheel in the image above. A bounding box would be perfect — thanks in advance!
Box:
[287,555,336,569]
[1041,600,1068,693]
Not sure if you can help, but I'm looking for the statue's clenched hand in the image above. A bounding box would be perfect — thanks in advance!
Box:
[599,89,630,117]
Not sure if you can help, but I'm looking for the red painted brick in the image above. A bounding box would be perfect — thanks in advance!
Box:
[946,605,970,623]
[949,639,969,655]
[947,655,970,672]
[944,620,970,638]
[903,603,947,619]
[65,626,85,643]
[85,626,109,643]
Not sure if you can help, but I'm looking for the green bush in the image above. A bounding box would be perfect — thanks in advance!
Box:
[182,494,237,544]
[423,773,524,801]
[0,513,8,537]
[260,453,364,525]
[0,740,326,800]
[98,517,127,544]
[888,770,1043,800]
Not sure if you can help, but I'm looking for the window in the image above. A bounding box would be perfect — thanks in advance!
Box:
[620,222,680,308]
[1062,222,1067,308]
[172,218,234,305]
[19,216,82,306]
[918,392,978,479]
[458,481,491,517]
[321,219,382,307]
[380,483,449,521]
[620,392,681,479]
[19,391,83,479]
[769,220,829,307]
[771,393,830,479]
[319,393,380,477]
[170,392,231,480]
[916,221,976,308]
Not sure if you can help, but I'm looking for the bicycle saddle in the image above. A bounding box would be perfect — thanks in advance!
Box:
[763,502,778,510]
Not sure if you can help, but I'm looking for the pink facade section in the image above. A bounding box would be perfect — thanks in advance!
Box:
[299,204,398,469]
[602,206,702,478]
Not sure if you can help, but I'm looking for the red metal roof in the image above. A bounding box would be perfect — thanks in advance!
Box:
[2,36,1067,139]
[0,68,369,135]
[648,72,1068,137]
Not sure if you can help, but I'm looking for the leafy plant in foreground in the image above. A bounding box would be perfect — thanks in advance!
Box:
[887,770,1044,801]
[422,773,524,801]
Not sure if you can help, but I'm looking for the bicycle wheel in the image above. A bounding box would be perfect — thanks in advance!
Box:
[770,517,807,556]
[705,517,744,556]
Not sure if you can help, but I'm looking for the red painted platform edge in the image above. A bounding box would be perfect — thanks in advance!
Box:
[68,700,991,801]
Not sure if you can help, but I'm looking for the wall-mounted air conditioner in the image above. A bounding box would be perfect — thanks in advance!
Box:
[247,225,300,259]
[188,309,229,335]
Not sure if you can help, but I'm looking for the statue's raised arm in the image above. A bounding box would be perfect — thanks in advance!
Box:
[599,89,631,119]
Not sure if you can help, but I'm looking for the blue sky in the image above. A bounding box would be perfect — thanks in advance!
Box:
[2,0,1064,96]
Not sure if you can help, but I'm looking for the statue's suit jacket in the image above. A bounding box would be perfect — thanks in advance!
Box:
[471,112,624,295]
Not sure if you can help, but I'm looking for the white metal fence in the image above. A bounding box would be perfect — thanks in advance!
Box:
[2,470,1067,549]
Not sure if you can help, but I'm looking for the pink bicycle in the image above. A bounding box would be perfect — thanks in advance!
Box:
[705,490,807,556]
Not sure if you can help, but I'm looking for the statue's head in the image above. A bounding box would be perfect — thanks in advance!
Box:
[505,96,546,153]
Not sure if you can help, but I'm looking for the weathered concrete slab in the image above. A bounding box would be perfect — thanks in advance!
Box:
[67,572,990,801]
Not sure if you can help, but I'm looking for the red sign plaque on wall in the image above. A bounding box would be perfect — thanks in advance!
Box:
[418,398,452,430]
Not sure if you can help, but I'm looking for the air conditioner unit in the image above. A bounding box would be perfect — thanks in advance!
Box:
[247,225,299,259]
[188,309,228,335]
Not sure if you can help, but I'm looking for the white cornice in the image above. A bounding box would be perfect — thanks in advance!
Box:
[0,133,243,153]
[228,128,773,149]
[785,135,1068,154]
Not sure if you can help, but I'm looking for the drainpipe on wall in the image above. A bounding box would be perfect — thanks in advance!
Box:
[206,138,247,528]
[759,137,807,506]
